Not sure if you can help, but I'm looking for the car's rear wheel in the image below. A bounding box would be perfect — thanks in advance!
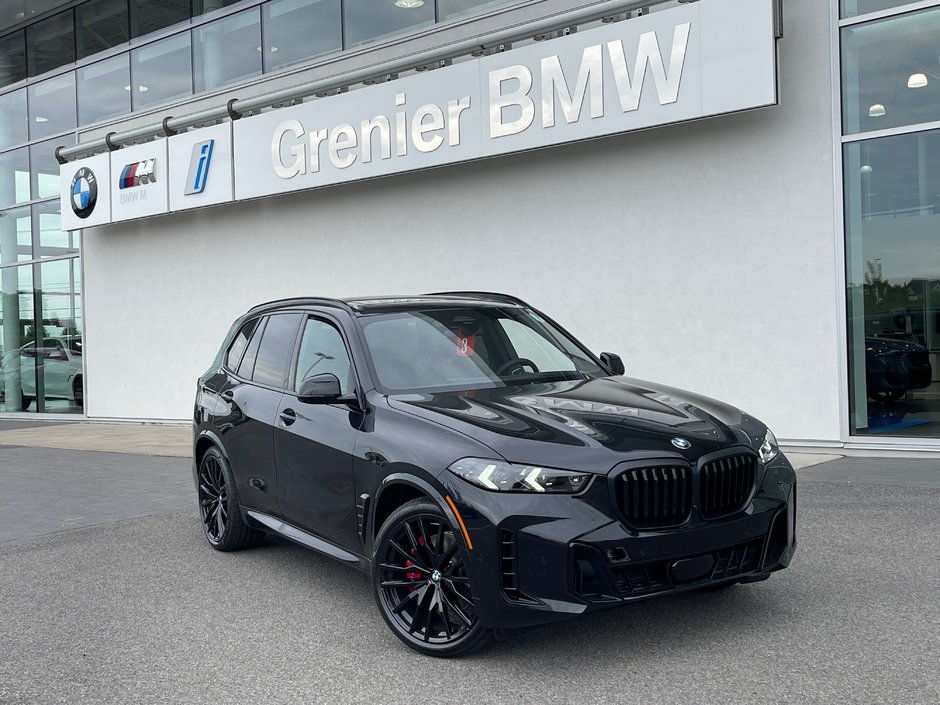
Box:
[372,498,491,657]
[197,446,264,551]
[20,395,32,411]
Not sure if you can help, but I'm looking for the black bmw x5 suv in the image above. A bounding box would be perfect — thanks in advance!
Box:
[193,293,797,656]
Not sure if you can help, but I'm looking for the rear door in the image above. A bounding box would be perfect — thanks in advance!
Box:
[274,314,363,551]
[216,313,302,515]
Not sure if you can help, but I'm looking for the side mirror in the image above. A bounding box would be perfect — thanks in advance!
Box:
[297,373,342,403]
[599,352,625,376]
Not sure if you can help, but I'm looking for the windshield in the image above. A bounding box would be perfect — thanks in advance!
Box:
[360,306,606,393]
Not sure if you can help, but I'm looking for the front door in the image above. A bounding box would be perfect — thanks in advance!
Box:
[274,315,363,552]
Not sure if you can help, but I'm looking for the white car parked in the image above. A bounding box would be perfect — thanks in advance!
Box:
[16,338,84,410]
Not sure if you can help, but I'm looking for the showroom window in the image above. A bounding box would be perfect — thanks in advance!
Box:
[842,3,940,437]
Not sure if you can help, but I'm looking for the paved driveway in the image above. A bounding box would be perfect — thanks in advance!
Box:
[0,450,937,705]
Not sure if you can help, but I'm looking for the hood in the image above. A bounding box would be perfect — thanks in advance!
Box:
[387,377,759,473]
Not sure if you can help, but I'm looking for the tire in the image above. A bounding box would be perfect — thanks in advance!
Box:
[72,376,84,409]
[372,498,491,657]
[20,395,32,411]
[197,446,265,551]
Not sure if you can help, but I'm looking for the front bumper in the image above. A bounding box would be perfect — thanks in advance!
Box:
[442,452,797,629]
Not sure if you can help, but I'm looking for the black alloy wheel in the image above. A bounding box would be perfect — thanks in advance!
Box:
[72,377,83,408]
[373,499,490,657]
[197,446,264,551]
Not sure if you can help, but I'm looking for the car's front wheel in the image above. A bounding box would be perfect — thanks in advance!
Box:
[372,498,491,657]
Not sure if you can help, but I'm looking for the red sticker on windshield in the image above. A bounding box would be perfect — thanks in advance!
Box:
[456,329,475,356]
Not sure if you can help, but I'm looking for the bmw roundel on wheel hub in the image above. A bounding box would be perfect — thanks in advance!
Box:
[192,292,797,656]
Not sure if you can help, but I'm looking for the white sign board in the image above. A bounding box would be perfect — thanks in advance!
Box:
[60,152,112,231]
[110,139,168,222]
[168,122,234,212]
[233,0,777,201]
[60,0,777,229]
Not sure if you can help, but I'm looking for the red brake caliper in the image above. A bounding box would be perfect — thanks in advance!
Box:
[404,536,425,590]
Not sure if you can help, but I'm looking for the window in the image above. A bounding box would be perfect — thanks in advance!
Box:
[30,137,73,201]
[193,0,243,17]
[130,33,193,110]
[237,319,266,378]
[499,319,578,373]
[294,318,353,393]
[439,0,512,21]
[28,73,76,140]
[343,0,434,47]
[132,0,190,38]
[0,206,31,262]
[26,11,75,77]
[0,89,27,150]
[252,314,301,387]
[262,0,342,72]
[225,317,260,370]
[77,55,131,124]
[193,8,262,93]
[841,8,940,135]
[0,148,30,209]
[36,201,79,259]
[0,31,26,89]
[841,1,915,19]
[76,0,129,59]
[845,129,940,437]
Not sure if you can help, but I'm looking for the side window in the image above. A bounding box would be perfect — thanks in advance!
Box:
[498,318,577,372]
[225,317,260,371]
[237,317,266,379]
[294,318,354,394]
[252,314,302,388]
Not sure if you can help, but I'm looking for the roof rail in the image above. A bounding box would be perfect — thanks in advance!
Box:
[247,297,352,313]
[425,291,531,307]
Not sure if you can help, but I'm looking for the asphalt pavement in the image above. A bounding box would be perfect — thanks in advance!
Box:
[0,442,938,705]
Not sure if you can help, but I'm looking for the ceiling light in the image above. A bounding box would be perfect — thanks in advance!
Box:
[395,0,425,7]
[34,116,48,123]
[908,73,928,89]
[123,85,148,92]
[256,46,279,52]
[868,103,886,118]
[861,165,873,175]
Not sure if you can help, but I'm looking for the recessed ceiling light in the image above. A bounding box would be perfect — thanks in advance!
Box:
[868,103,886,118]
[861,165,873,175]
[34,116,48,123]
[395,0,425,7]
[123,84,148,92]
[908,73,928,89]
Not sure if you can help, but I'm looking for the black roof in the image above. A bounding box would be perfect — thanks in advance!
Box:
[248,292,528,315]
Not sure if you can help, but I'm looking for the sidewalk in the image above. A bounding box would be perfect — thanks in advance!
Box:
[0,420,191,457]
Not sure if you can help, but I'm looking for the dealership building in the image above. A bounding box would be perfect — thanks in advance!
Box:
[0,0,938,451]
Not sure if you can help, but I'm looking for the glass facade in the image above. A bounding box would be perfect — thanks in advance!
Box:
[843,3,940,438]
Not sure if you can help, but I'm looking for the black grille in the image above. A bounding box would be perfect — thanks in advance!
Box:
[611,564,670,598]
[712,540,762,580]
[615,465,692,528]
[500,530,535,603]
[699,453,756,518]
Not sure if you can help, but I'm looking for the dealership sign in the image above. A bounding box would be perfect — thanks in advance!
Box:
[60,0,776,230]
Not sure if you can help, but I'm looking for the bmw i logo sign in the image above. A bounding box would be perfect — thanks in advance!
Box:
[70,167,98,219]
[671,437,691,449]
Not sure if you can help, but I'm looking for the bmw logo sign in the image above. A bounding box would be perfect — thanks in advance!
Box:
[671,437,691,449]
[70,167,98,219]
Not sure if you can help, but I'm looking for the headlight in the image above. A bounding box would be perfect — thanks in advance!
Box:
[758,428,779,464]
[447,458,591,493]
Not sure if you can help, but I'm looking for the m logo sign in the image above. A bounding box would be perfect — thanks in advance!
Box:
[185,139,215,195]
[119,159,157,189]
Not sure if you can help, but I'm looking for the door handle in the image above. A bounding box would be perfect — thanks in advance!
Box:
[279,408,297,426]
